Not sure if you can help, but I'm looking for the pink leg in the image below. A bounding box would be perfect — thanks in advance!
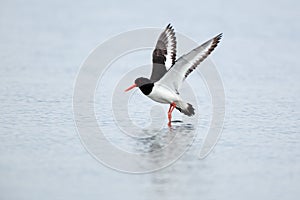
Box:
[167,102,176,126]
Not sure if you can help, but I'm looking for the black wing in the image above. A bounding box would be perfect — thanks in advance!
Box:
[150,24,177,82]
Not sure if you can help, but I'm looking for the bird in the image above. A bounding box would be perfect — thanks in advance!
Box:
[125,24,222,126]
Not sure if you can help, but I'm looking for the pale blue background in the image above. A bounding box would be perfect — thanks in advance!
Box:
[0,0,299,199]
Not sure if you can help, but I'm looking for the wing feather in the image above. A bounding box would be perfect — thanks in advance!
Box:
[157,33,222,90]
[150,24,177,82]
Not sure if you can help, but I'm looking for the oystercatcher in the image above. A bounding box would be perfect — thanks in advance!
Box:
[125,24,222,126]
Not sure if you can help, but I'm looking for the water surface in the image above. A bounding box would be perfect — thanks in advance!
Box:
[0,0,299,199]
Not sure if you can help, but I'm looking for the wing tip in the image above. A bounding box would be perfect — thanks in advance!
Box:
[166,23,174,31]
[215,33,223,43]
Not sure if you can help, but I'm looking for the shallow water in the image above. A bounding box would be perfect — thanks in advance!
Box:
[1,0,300,199]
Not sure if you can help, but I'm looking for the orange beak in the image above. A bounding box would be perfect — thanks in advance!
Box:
[124,83,137,92]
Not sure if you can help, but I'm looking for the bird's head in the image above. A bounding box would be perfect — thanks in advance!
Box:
[124,77,152,92]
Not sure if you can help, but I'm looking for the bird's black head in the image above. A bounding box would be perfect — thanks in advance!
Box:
[125,77,154,95]
[134,77,152,87]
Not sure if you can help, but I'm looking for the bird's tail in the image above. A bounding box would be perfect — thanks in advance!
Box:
[175,102,195,116]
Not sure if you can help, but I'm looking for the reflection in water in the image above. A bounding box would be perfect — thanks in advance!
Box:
[127,123,197,173]
[135,123,195,154]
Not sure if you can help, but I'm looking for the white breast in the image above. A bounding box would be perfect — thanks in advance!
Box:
[147,83,181,104]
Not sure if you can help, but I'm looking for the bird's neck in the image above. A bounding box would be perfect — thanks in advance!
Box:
[139,83,154,95]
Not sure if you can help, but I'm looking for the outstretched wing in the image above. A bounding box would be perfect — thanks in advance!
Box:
[150,24,177,82]
[157,33,222,91]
